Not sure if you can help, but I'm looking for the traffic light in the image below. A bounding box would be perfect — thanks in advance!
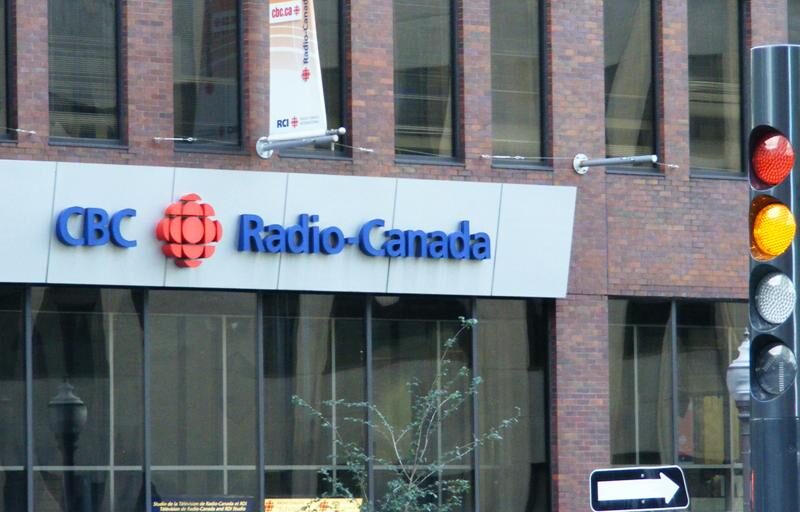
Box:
[749,44,800,512]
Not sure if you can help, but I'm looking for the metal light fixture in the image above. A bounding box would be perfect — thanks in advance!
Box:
[48,380,88,512]
[48,380,88,458]
[726,329,751,512]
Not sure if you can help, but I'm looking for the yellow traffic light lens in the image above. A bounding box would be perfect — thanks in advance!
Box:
[752,202,796,259]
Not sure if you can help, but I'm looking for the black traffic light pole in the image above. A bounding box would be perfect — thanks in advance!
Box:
[749,44,800,512]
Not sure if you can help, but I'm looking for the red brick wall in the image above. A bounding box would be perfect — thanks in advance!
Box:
[2,0,780,510]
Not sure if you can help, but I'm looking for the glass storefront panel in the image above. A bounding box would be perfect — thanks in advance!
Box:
[263,294,365,497]
[610,299,747,512]
[683,466,741,512]
[676,301,747,512]
[149,291,257,497]
[0,288,24,512]
[7,289,552,511]
[477,299,549,512]
[372,297,472,507]
[373,469,473,512]
[608,300,674,465]
[31,287,144,512]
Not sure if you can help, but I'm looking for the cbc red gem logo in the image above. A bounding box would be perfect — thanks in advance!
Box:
[301,67,311,82]
[156,194,223,268]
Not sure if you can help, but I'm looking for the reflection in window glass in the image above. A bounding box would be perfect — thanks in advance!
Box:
[372,297,472,510]
[31,287,143,512]
[677,301,747,512]
[292,0,344,154]
[604,0,654,158]
[791,0,800,44]
[609,299,748,512]
[173,0,240,147]
[477,299,549,512]
[372,470,474,512]
[49,0,119,140]
[0,288,24,512]
[688,0,741,173]
[491,0,541,159]
[263,294,365,497]
[149,291,257,497]
[609,300,673,466]
[394,0,454,157]
[0,1,7,140]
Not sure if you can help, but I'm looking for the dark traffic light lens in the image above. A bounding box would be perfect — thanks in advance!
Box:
[755,343,798,396]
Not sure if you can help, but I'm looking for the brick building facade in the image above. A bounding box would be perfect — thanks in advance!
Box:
[0,1,788,512]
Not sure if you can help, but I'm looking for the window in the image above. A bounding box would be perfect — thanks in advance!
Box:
[609,299,748,512]
[491,0,542,161]
[0,287,24,512]
[173,0,241,148]
[288,0,345,155]
[688,0,741,174]
[394,0,455,158]
[49,0,120,141]
[791,0,800,44]
[372,297,473,508]
[149,291,257,496]
[262,294,365,496]
[31,288,143,511]
[5,289,551,511]
[0,0,8,139]
[477,299,550,512]
[604,0,654,159]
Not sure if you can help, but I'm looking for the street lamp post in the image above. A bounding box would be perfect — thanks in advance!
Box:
[48,380,87,512]
[726,329,751,512]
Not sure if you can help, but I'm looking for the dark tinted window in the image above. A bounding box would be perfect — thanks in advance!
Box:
[491,0,541,160]
[0,288,24,512]
[173,0,241,147]
[605,0,654,158]
[31,288,143,511]
[688,0,741,173]
[394,0,454,157]
[49,0,119,140]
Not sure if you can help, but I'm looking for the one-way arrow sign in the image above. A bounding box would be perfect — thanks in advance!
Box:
[590,465,690,512]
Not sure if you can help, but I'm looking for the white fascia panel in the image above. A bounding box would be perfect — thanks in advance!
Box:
[0,160,57,283]
[278,173,397,293]
[164,168,288,290]
[386,179,501,296]
[47,163,174,287]
[491,184,576,298]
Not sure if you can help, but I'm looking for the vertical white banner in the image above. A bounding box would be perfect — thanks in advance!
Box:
[269,0,328,141]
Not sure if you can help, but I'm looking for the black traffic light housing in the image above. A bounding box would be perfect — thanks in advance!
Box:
[749,44,800,512]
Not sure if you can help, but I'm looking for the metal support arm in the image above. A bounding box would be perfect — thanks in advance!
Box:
[256,127,347,159]
[573,154,658,174]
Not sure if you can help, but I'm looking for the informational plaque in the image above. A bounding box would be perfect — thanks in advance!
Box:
[264,498,362,512]
[152,496,256,512]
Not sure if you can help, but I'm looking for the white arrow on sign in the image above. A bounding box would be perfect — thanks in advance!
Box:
[597,472,680,504]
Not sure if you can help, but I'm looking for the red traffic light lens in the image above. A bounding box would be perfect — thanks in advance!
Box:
[752,132,795,186]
